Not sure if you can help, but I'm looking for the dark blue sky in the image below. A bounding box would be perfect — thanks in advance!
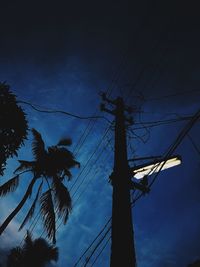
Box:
[0,1,200,266]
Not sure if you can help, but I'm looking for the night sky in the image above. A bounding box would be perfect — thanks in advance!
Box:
[0,1,200,266]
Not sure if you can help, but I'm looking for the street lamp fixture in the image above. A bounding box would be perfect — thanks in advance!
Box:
[131,155,182,179]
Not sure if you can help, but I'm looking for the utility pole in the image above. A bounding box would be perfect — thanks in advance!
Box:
[101,93,182,267]
[99,93,182,267]
[101,94,137,267]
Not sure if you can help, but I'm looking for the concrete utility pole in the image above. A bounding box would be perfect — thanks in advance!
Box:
[100,93,182,267]
[101,94,136,267]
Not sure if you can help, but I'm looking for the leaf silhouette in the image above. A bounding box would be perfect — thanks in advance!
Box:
[57,138,72,146]
[7,232,58,267]
[31,128,46,161]
[52,176,72,224]
[40,189,56,243]
[63,169,72,181]
[0,175,19,196]
[19,181,43,231]
[0,82,28,176]
[14,160,35,174]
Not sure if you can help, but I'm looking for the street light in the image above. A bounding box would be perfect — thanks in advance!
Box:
[131,155,182,180]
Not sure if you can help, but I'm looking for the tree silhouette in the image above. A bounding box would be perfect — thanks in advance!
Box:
[0,128,80,243]
[0,82,28,176]
[6,232,58,267]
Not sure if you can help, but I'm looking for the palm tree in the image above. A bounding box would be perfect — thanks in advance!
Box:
[6,247,23,267]
[0,82,28,176]
[7,232,58,267]
[0,128,80,243]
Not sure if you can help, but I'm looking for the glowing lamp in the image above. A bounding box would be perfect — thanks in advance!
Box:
[132,156,182,179]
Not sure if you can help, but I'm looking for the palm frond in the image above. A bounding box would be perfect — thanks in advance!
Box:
[74,160,80,168]
[7,246,24,265]
[40,189,56,244]
[14,160,35,174]
[47,246,58,262]
[23,231,33,252]
[63,169,72,181]
[50,146,80,169]
[45,146,80,179]
[52,177,72,224]
[19,181,43,231]
[31,128,46,161]
[0,175,19,196]
[57,138,72,146]
[33,238,59,262]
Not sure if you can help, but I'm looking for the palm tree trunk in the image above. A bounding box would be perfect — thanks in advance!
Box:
[0,176,37,235]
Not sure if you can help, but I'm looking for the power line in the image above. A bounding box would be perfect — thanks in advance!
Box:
[69,126,111,193]
[133,116,193,125]
[187,134,200,157]
[73,218,112,267]
[146,89,200,101]
[18,100,111,123]
[73,120,97,156]
[90,235,111,267]
[83,227,111,267]
[71,137,110,199]
[72,150,112,205]
[131,116,192,131]
[149,109,200,188]
[87,191,147,266]
[77,189,144,267]
[125,21,171,103]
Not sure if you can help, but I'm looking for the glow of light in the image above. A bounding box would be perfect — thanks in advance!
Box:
[132,156,182,179]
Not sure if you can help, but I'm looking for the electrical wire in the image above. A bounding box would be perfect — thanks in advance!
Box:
[131,116,192,131]
[133,116,193,125]
[69,126,111,193]
[77,189,144,267]
[83,227,111,267]
[73,120,97,157]
[18,100,112,124]
[72,150,112,206]
[90,235,111,267]
[71,136,110,199]
[187,134,200,157]
[149,109,200,188]
[73,218,112,267]
[125,24,170,103]
[146,89,200,102]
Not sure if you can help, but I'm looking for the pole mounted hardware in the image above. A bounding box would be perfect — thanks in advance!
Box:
[100,92,134,127]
